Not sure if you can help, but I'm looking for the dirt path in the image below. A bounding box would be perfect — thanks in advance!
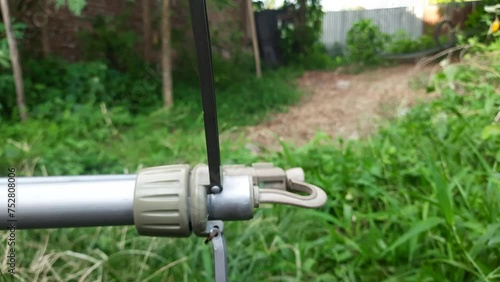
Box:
[246,64,434,150]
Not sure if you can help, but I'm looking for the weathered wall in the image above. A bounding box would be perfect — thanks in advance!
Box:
[13,0,248,62]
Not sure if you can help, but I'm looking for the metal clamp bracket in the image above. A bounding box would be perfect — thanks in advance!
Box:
[204,221,227,282]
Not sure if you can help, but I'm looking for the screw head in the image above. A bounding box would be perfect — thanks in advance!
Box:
[211,186,221,194]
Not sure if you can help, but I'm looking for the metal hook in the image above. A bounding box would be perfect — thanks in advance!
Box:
[256,180,327,208]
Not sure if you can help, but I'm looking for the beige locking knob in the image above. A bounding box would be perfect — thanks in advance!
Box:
[133,165,192,237]
[133,163,328,238]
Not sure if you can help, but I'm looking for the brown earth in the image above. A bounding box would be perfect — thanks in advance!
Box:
[245,64,436,150]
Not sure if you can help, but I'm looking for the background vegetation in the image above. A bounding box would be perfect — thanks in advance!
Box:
[2,39,498,282]
[0,1,499,281]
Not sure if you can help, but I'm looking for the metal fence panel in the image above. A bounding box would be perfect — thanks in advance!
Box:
[321,7,424,50]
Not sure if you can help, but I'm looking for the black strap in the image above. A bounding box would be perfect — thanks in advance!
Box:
[188,0,222,190]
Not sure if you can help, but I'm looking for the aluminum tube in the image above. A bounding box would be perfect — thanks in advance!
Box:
[0,175,136,229]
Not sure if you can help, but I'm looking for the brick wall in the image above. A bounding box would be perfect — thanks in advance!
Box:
[14,0,248,62]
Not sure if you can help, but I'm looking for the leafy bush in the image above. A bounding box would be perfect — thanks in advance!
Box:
[385,32,436,54]
[210,51,255,89]
[78,14,143,72]
[280,0,325,63]
[0,24,10,68]
[464,0,500,41]
[0,42,294,121]
[0,22,26,68]
[55,0,87,16]
[0,56,165,120]
[0,22,27,119]
[0,66,303,175]
[286,43,341,70]
[346,19,389,65]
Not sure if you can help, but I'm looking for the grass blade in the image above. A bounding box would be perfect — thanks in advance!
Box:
[383,217,444,254]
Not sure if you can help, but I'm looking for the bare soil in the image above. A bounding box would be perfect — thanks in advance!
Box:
[246,64,435,150]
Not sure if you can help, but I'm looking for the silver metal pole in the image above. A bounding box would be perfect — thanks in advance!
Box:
[0,175,136,229]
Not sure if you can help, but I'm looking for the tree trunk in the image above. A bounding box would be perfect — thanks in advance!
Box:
[298,0,307,53]
[162,0,173,107]
[1,0,28,121]
[41,22,51,56]
[246,0,261,78]
[40,1,51,56]
[142,0,151,61]
[298,0,307,27]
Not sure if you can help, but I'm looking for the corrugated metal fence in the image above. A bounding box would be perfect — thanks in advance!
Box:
[321,7,424,50]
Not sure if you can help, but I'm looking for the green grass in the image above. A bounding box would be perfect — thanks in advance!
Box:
[0,66,303,175]
[0,46,499,281]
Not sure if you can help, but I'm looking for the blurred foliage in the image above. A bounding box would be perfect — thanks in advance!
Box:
[346,19,389,65]
[292,43,344,70]
[280,0,324,63]
[54,0,87,16]
[463,0,500,41]
[252,0,266,11]
[0,21,27,119]
[0,62,303,174]
[0,22,26,69]
[0,56,162,119]
[78,13,144,72]
[0,40,498,281]
[209,0,236,9]
[274,43,499,281]
[345,15,495,64]
[0,6,499,280]
[385,32,437,54]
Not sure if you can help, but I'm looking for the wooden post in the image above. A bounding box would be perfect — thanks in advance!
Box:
[162,0,173,107]
[298,0,307,53]
[142,0,151,61]
[1,0,28,121]
[246,0,261,78]
[40,1,51,57]
[41,23,51,56]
